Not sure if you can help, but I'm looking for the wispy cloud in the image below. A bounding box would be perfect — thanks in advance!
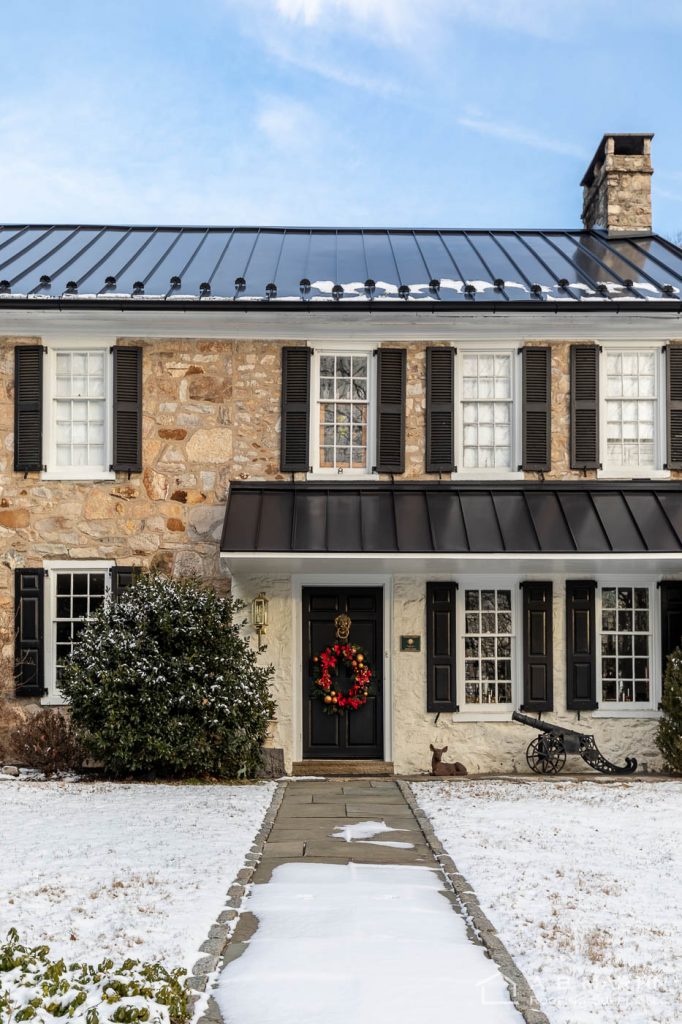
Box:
[458,115,587,159]
[265,36,405,97]
[271,0,591,43]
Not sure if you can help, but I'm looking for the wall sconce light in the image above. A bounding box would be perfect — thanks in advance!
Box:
[251,592,269,650]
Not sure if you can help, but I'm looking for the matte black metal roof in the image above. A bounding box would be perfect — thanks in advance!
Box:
[221,481,682,554]
[1,224,681,309]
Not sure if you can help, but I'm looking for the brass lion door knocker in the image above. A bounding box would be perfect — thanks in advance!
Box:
[334,613,351,642]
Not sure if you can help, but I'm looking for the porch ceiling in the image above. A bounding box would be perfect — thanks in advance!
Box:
[220,481,682,572]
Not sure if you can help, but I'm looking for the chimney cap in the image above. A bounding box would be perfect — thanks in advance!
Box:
[581,132,654,188]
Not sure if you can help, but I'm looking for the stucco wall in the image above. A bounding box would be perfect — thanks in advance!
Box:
[392,575,662,775]
[230,571,664,776]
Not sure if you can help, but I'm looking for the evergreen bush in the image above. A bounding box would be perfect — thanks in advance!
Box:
[59,573,275,779]
[656,647,682,773]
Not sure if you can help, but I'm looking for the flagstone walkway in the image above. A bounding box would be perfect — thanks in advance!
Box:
[206,779,546,1024]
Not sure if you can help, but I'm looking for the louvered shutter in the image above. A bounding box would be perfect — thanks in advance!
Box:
[570,345,600,469]
[660,582,682,691]
[666,345,682,470]
[566,580,597,710]
[15,568,45,697]
[112,346,142,472]
[426,582,458,712]
[521,346,551,471]
[280,347,311,472]
[14,346,44,472]
[376,348,406,473]
[111,565,141,600]
[426,347,455,472]
[521,582,553,711]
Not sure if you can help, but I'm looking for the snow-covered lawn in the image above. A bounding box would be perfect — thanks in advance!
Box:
[0,778,274,972]
[412,779,682,1024]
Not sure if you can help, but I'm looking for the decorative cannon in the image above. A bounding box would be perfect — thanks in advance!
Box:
[512,711,638,775]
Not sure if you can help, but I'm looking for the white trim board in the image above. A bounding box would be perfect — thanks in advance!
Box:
[222,551,682,575]
[3,308,682,344]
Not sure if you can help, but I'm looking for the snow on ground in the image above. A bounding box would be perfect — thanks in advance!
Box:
[412,779,682,1024]
[0,779,274,971]
[216,862,524,1024]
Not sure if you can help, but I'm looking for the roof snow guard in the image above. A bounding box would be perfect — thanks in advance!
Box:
[1,224,681,309]
[221,481,682,555]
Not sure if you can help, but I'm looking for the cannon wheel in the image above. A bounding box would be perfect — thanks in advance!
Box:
[526,735,566,775]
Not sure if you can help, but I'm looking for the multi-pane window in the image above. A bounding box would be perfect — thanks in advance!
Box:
[600,586,651,704]
[54,351,107,469]
[461,353,513,469]
[463,589,513,704]
[604,351,657,469]
[54,571,108,684]
[317,354,369,471]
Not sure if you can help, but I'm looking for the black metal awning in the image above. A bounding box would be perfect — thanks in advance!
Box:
[221,480,682,556]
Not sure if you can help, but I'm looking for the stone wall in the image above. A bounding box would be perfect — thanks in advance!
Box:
[0,334,299,706]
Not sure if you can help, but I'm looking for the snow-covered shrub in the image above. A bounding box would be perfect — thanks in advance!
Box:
[657,647,682,773]
[59,573,275,779]
[11,709,83,776]
[0,928,190,1023]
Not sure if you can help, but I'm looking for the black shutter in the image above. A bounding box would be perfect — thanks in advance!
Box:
[426,347,455,472]
[566,580,597,710]
[376,348,406,474]
[521,346,551,471]
[426,582,458,712]
[280,347,311,472]
[112,346,142,472]
[14,346,44,472]
[570,345,600,469]
[666,345,682,470]
[111,565,141,600]
[660,582,682,688]
[521,582,553,711]
[15,568,45,697]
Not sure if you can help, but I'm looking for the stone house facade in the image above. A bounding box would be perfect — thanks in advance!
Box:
[2,131,682,773]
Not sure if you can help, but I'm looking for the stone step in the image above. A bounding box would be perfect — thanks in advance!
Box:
[291,760,395,777]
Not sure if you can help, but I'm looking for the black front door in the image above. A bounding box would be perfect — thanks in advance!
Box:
[302,587,384,760]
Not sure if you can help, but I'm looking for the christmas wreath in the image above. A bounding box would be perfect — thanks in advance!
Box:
[311,642,373,714]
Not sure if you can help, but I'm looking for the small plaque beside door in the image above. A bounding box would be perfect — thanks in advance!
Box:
[400,635,421,652]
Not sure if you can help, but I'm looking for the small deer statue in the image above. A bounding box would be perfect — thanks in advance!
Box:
[430,744,468,777]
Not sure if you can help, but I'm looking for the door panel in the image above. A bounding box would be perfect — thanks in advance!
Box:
[302,587,384,759]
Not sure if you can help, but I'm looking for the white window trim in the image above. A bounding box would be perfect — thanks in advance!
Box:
[42,560,114,705]
[307,342,378,479]
[453,345,524,480]
[597,343,669,480]
[455,574,523,720]
[41,340,115,481]
[592,575,661,717]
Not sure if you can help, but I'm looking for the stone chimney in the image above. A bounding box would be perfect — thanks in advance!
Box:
[581,133,654,235]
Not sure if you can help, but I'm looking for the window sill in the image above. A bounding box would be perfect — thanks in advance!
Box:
[41,471,116,482]
[306,471,380,481]
[40,696,67,707]
[452,470,525,481]
[455,711,515,722]
[592,709,661,719]
[597,469,671,481]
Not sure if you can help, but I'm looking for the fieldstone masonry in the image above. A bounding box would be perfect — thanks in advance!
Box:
[1,331,679,769]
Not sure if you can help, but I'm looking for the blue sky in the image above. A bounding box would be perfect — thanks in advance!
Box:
[2,0,682,235]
